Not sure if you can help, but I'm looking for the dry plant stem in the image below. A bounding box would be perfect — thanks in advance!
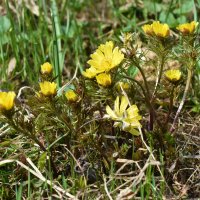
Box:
[103,175,113,200]
[170,68,193,132]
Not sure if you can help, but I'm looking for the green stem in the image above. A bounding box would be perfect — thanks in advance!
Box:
[122,75,146,98]
[132,60,151,100]
[165,85,175,125]
[170,68,193,132]
[132,60,154,130]
[152,56,165,99]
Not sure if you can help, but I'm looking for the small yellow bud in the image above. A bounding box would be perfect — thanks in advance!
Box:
[0,91,16,111]
[41,62,53,74]
[65,90,78,102]
[96,73,112,87]
[39,81,57,96]
[177,21,198,35]
[165,69,181,83]
[116,82,130,92]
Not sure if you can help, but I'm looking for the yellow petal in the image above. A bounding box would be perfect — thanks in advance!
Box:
[65,90,78,102]
[106,105,117,119]
[119,96,129,116]
[114,96,120,116]
[82,67,99,78]
[177,21,198,35]
[41,62,53,74]
[165,69,181,83]
[39,81,57,96]
[112,47,124,67]
[152,21,170,38]
[142,24,154,35]
[126,105,139,116]
[0,91,16,111]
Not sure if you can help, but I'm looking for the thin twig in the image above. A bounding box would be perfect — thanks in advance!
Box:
[171,68,193,132]
[103,175,113,200]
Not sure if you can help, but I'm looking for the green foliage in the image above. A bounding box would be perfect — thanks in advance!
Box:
[0,0,200,199]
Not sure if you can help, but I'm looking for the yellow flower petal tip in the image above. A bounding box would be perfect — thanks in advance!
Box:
[0,91,16,111]
[83,41,124,78]
[142,21,170,38]
[96,73,112,87]
[39,81,57,96]
[41,62,53,74]
[177,21,198,35]
[165,69,181,83]
[105,96,142,135]
[65,90,78,102]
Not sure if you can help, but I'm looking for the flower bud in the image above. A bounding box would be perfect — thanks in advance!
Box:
[65,90,78,102]
[39,81,57,96]
[96,73,112,87]
[0,91,16,111]
[41,62,53,75]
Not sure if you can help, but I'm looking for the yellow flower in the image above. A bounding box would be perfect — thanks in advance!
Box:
[105,96,141,135]
[41,62,53,74]
[83,41,124,78]
[165,69,181,83]
[96,73,112,87]
[39,81,57,96]
[142,24,154,35]
[65,90,78,102]
[0,91,16,111]
[142,21,170,38]
[151,21,170,38]
[177,21,198,35]
[116,82,130,92]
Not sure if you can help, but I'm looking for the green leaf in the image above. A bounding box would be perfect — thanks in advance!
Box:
[174,0,193,14]
[159,12,177,27]
[38,152,47,170]
[191,105,200,113]
[143,1,163,13]
[0,15,11,33]
[127,65,138,78]
[177,16,187,24]
[164,132,175,145]
[0,15,11,45]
